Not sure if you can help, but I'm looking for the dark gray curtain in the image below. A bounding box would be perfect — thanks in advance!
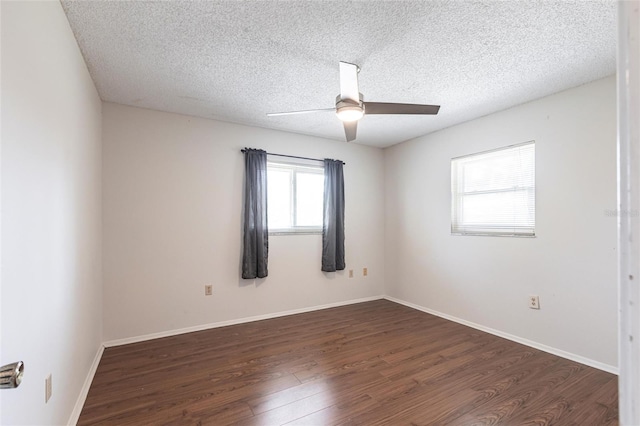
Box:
[322,159,345,272]
[242,149,268,279]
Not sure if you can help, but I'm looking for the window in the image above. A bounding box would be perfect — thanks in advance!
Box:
[267,160,324,234]
[451,141,535,237]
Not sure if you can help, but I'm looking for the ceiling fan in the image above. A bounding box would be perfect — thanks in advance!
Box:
[267,61,440,142]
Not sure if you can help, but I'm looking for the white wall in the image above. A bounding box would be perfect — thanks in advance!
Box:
[384,76,618,369]
[1,2,103,425]
[102,103,385,341]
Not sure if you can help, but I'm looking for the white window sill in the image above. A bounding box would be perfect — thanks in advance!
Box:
[269,229,323,236]
[451,232,536,238]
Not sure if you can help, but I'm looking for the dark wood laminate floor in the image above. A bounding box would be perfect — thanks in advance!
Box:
[78,300,618,425]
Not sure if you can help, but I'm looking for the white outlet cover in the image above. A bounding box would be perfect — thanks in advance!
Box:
[529,295,540,309]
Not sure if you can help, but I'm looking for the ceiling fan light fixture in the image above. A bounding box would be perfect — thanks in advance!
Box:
[266,62,439,142]
[336,105,364,122]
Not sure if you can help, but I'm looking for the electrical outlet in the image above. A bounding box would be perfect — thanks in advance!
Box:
[205,285,213,296]
[45,374,52,403]
[529,295,540,310]
[363,267,368,277]
[349,269,354,278]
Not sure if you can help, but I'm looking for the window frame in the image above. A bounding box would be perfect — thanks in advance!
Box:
[450,141,536,238]
[267,159,324,235]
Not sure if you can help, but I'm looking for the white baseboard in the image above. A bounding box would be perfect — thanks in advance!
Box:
[68,344,104,426]
[384,295,619,375]
[103,295,385,348]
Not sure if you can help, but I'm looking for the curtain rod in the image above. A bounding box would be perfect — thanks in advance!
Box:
[241,149,345,165]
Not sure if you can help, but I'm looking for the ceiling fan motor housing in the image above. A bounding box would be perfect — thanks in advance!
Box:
[336,93,365,122]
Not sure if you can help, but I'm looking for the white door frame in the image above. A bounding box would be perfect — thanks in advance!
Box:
[618,2,640,425]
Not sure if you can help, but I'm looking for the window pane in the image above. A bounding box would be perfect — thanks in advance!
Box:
[296,172,324,227]
[267,161,324,233]
[267,169,291,229]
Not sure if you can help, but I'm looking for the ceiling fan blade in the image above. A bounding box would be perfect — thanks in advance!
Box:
[267,108,334,117]
[364,102,440,115]
[343,121,357,142]
[339,62,360,103]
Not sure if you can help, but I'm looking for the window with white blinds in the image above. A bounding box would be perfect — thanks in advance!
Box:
[451,141,535,237]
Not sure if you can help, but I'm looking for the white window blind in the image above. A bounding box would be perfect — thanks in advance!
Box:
[451,141,535,236]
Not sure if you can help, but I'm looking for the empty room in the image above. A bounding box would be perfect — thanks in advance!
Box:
[2,0,638,425]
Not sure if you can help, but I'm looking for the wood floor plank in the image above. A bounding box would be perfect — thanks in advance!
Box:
[284,393,379,426]
[453,360,597,425]
[234,389,337,426]
[77,300,617,425]
[567,376,619,426]
[247,379,330,415]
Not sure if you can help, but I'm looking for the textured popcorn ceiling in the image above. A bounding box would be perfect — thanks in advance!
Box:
[61,1,616,148]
